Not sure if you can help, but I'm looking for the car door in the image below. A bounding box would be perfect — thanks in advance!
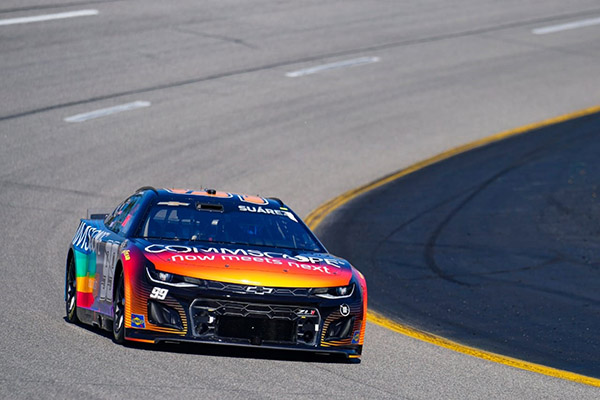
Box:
[94,194,142,315]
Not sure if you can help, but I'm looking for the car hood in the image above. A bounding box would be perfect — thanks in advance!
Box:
[132,239,354,288]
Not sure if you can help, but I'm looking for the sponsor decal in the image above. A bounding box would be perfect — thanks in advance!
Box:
[165,189,188,195]
[165,188,232,198]
[237,194,269,205]
[157,201,190,206]
[145,245,343,268]
[245,286,273,295]
[73,222,122,306]
[170,254,216,262]
[197,190,231,198]
[121,214,132,230]
[131,314,146,328]
[352,330,360,344]
[238,205,298,223]
[340,304,350,317]
[146,244,194,254]
[122,250,131,261]
[166,254,337,274]
[297,309,316,316]
[71,222,110,253]
[286,262,334,274]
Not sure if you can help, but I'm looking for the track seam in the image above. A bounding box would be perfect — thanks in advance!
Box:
[305,104,600,387]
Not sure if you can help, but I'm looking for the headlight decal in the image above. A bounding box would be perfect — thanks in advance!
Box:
[312,283,355,299]
[146,264,200,288]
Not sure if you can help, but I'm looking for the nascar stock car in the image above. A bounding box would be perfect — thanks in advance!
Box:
[65,187,367,360]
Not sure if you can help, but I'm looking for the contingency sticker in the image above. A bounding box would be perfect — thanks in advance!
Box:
[237,205,298,222]
[131,314,146,328]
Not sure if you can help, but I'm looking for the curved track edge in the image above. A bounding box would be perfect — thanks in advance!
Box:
[305,105,600,387]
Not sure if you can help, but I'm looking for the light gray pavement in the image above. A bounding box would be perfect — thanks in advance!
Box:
[1,1,600,398]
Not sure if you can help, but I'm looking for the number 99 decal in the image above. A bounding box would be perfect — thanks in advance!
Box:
[150,287,169,300]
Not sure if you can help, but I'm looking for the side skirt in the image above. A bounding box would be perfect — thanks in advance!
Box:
[76,307,114,331]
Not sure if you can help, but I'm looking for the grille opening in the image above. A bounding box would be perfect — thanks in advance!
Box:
[193,309,213,335]
[325,316,355,341]
[217,316,296,343]
[190,300,320,345]
[148,301,183,330]
[298,320,317,343]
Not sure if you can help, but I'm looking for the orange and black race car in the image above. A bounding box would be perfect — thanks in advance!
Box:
[65,187,367,360]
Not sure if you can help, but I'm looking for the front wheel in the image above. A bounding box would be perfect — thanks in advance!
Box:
[65,256,79,323]
[113,270,125,344]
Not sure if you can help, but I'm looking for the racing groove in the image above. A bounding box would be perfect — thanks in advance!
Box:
[316,111,600,379]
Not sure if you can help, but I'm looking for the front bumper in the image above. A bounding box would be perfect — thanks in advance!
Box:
[125,277,365,357]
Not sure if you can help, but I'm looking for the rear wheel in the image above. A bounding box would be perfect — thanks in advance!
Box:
[113,270,125,344]
[65,256,78,323]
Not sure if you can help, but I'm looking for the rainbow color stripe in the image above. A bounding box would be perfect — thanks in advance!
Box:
[73,249,95,308]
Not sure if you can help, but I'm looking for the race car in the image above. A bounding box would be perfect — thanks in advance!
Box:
[65,187,367,360]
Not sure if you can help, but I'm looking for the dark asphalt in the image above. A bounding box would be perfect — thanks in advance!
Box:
[316,112,600,378]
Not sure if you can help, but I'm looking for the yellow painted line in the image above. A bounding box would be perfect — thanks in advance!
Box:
[305,104,600,229]
[305,105,600,387]
[368,311,600,387]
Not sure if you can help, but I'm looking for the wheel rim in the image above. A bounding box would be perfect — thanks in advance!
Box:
[66,261,76,314]
[114,276,124,333]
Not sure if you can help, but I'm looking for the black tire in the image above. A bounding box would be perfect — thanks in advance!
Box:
[113,269,125,344]
[65,256,79,323]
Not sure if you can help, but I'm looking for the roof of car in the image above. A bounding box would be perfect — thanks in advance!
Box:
[136,187,285,208]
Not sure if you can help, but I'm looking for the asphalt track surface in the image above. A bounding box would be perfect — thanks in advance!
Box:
[1,0,600,398]
[316,111,600,379]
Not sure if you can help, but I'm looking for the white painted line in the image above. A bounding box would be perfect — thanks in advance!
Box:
[286,56,380,77]
[532,16,600,35]
[64,101,151,123]
[0,9,99,27]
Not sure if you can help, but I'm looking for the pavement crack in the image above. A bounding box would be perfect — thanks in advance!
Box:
[4,7,600,121]
[0,180,120,199]
[172,27,257,49]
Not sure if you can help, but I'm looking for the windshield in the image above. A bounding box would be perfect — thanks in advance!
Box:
[137,203,323,252]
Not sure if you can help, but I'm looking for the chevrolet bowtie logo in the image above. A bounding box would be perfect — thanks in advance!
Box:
[246,286,273,295]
